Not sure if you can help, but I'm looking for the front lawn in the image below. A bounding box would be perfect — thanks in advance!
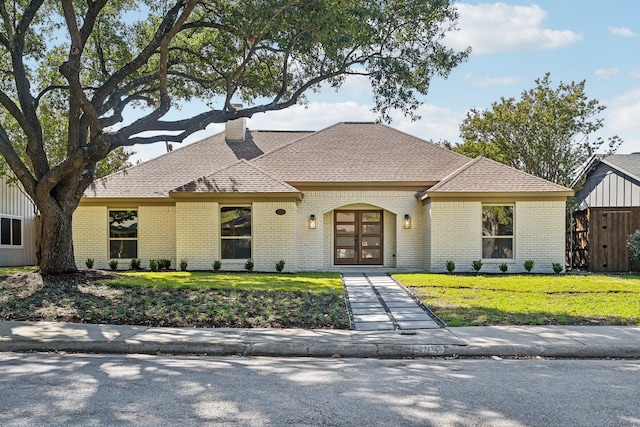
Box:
[394,273,640,327]
[0,269,348,329]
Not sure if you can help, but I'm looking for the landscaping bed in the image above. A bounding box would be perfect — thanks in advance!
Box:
[0,269,349,329]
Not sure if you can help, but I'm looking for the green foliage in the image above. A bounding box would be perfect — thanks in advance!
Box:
[109,260,119,271]
[180,259,188,271]
[212,260,222,272]
[455,73,622,187]
[85,258,95,269]
[245,259,254,272]
[628,230,640,262]
[472,260,482,272]
[149,259,158,272]
[158,259,171,270]
[499,263,508,273]
[446,260,455,273]
[130,258,141,270]
[552,263,564,274]
[275,259,286,273]
[524,260,535,273]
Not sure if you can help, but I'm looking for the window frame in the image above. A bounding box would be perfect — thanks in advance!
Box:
[0,215,23,248]
[220,205,252,260]
[108,209,138,259]
[481,204,514,260]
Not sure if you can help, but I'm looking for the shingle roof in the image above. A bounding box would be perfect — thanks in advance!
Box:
[601,154,640,182]
[172,159,299,194]
[252,122,471,183]
[84,130,311,198]
[423,156,573,197]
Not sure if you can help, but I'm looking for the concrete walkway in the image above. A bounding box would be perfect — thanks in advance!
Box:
[343,273,440,330]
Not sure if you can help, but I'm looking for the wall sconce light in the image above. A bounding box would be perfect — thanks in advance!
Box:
[403,214,411,229]
[309,214,317,229]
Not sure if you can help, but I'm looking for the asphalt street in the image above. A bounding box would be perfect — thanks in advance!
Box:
[1,353,639,426]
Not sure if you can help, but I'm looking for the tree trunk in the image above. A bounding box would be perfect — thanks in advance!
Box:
[38,201,78,274]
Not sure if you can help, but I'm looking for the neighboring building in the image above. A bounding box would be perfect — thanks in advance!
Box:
[75,121,572,273]
[0,175,37,267]
[571,154,640,272]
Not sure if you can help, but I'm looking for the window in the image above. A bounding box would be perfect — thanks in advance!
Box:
[109,210,138,258]
[0,216,22,247]
[221,206,251,259]
[482,205,513,259]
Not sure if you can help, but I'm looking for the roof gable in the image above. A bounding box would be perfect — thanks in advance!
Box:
[423,156,573,197]
[171,159,299,194]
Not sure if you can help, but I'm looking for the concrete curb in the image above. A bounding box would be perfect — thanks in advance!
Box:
[2,322,640,359]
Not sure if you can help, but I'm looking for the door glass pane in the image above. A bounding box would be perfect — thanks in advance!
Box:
[336,249,355,259]
[336,236,355,247]
[362,249,381,259]
[361,212,380,222]
[362,224,381,234]
[361,237,380,247]
[336,224,355,234]
[336,212,355,222]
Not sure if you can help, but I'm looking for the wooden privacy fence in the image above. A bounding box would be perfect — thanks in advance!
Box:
[568,207,640,272]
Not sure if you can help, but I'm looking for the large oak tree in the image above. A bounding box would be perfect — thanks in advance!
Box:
[0,0,469,274]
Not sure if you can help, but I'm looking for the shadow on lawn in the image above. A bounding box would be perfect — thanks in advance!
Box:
[0,270,349,329]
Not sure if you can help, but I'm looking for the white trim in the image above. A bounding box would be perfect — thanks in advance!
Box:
[0,214,24,249]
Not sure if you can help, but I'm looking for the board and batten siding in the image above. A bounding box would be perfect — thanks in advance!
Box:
[575,162,640,208]
[0,176,37,266]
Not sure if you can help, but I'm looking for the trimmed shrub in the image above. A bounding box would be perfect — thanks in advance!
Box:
[552,262,563,274]
[523,260,535,273]
[108,260,118,271]
[446,260,455,273]
[499,262,508,273]
[85,258,94,269]
[212,260,222,271]
[180,259,188,271]
[149,259,158,271]
[472,260,482,272]
[130,258,141,270]
[245,259,254,272]
[275,259,286,273]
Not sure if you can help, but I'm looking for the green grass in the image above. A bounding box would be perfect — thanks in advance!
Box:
[393,273,640,327]
[0,269,348,329]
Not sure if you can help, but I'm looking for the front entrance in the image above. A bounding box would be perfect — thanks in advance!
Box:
[334,210,383,265]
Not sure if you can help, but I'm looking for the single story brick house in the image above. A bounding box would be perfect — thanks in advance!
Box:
[74,120,572,273]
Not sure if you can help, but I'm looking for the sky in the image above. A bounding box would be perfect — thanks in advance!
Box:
[131,1,640,163]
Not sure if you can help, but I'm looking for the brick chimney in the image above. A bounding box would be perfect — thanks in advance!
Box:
[225,104,246,142]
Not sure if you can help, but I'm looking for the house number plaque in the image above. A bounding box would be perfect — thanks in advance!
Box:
[275,209,286,215]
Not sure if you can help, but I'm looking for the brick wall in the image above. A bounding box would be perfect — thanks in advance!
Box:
[252,202,297,272]
[429,199,566,273]
[139,206,176,269]
[176,201,217,270]
[73,206,108,269]
[296,191,424,270]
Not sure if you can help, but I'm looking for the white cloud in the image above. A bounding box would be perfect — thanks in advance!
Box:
[609,26,637,37]
[606,88,640,132]
[595,68,619,79]
[468,75,520,88]
[446,3,583,54]
[630,70,640,79]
